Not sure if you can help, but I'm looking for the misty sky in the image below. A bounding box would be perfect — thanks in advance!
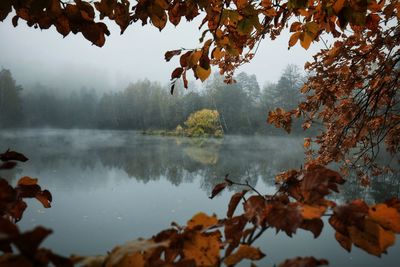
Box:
[0,15,325,92]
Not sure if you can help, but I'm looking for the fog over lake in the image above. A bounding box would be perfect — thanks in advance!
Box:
[0,129,398,267]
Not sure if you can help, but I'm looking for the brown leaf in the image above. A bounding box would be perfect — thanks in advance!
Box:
[165,50,182,62]
[0,150,28,162]
[209,182,227,199]
[35,190,52,208]
[170,67,183,80]
[348,219,395,256]
[183,231,221,266]
[224,215,247,256]
[14,227,52,258]
[227,190,247,218]
[0,161,17,170]
[266,202,303,237]
[300,219,323,238]
[329,200,369,236]
[0,0,12,21]
[223,245,265,266]
[278,256,328,267]
[335,231,352,252]
[244,195,268,226]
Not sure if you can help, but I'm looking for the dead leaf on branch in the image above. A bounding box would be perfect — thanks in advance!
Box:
[278,256,328,267]
[223,244,265,266]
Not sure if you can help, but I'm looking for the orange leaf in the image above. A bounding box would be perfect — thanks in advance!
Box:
[333,0,346,14]
[300,32,313,50]
[348,219,395,256]
[186,212,218,230]
[195,65,211,82]
[301,204,326,220]
[183,231,221,266]
[17,176,38,186]
[289,32,300,47]
[369,204,400,233]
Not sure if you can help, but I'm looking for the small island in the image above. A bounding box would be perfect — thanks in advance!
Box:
[142,109,224,138]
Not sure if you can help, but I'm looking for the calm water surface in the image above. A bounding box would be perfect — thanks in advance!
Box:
[0,129,399,267]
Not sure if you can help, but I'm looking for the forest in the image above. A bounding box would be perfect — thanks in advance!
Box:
[0,65,307,135]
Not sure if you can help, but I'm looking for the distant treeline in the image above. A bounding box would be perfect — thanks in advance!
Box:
[0,65,313,135]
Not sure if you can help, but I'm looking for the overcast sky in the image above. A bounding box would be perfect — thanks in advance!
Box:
[0,15,324,92]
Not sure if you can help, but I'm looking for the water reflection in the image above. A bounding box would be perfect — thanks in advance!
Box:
[0,129,399,266]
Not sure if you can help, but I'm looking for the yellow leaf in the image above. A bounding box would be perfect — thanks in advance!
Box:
[224,245,265,266]
[195,65,211,82]
[183,231,221,266]
[369,204,400,233]
[300,32,313,50]
[187,212,218,230]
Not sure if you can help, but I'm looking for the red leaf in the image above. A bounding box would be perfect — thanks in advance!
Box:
[209,182,227,199]
[227,190,247,218]
[171,67,184,80]
[165,49,182,62]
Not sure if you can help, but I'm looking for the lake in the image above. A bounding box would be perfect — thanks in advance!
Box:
[0,129,399,266]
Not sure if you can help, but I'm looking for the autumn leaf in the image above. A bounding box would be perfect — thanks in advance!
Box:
[289,32,300,47]
[335,231,352,252]
[368,204,400,233]
[195,65,211,82]
[227,190,248,218]
[171,67,184,80]
[224,245,265,266]
[300,204,326,220]
[209,182,228,199]
[0,150,28,162]
[165,49,181,62]
[18,176,38,186]
[183,231,221,266]
[348,219,395,256]
[186,212,218,230]
[278,256,328,267]
[300,219,324,238]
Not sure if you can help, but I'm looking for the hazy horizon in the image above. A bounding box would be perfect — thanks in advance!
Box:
[0,15,325,93]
